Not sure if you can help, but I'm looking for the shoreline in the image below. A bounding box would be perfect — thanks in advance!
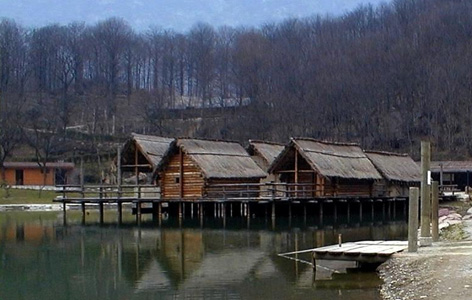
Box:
[378,204,472,300]
[0,202,132,212]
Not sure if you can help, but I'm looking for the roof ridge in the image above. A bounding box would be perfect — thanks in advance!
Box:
[365,150,409,157]
[177,137,242,144]
[248,139,285,146]
[291,137,360,147]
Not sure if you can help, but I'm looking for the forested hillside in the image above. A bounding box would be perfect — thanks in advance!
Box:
[1,0,472,166]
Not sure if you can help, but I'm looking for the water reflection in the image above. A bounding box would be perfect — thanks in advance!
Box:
[0,211,406,300]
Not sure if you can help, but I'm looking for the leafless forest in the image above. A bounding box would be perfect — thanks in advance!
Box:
[1,0,472,169]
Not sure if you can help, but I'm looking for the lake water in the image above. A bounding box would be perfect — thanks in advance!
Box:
[0,210,407,299]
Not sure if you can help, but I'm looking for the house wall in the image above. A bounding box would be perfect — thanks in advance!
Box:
[3,168,55,186]
[206,178,261,198]
[160,153,205,199]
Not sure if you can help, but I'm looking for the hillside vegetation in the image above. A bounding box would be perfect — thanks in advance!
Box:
[1,0,472,166]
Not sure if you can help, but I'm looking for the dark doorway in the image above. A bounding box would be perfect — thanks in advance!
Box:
[55,168,67,185]
[15,170,24,185]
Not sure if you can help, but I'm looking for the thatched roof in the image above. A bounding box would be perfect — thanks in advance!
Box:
[430,161,472,173]
[247,140,285,170]
[163,138,267,179]
[365,151,421,183]
[269,138,382,180]
[122,133,174,169]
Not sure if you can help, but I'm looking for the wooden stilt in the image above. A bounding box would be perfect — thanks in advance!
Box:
[347,202,350,224]
[179,202,183,219]
[393,199,396,219]
[81,202,85,220]
[99,202,104,224]
[118,202,122,224]
[334,202,338,223]
[304,204,307,225]
[136,202,141,225]
[371,201,375,221]
[382,201,386,219]
[359,202,363,222]
[319,202,323,224]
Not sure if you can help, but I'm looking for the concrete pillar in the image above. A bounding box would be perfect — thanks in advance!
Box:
[420,141,432,242]
[408,187,419,252]
[432,181,439,242]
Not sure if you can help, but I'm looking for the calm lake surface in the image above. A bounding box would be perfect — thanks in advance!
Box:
[0,209,407,300]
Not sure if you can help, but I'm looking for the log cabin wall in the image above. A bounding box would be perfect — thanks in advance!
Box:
[206,178,261,198]
[335,178,373,197]
[160,152,204,199]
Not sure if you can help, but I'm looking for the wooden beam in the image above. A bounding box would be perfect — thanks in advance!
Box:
[179,148,184,199]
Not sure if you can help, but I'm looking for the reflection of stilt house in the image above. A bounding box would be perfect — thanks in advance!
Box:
[247,140,285,182]
[120,133,174,184]
[268,138,382,197]
[156,138,267,200]
[365,151,420,197]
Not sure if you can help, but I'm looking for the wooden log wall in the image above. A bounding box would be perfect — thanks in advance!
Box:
[160,153,204,199]
[206,179,261,198]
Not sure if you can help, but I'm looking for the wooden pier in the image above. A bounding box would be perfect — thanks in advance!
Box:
[279,240,408,272]
[312,240,408,264]
[53,182,408,226]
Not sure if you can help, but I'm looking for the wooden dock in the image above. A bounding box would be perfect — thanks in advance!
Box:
[279,240,408,272]
[313,240,408,265]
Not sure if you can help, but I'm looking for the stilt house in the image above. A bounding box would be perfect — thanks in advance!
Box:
[247,140,285,182]
[156,138,267,200]
[120,133,174,184]
[268,138,383,197]
[365,151,421,197]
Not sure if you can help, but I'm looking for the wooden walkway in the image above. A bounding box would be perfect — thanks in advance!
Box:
[279,240,408,272]
[313,240,407,264]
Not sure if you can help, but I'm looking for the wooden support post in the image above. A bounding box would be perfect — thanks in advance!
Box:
[334,202,338,223]
[158,202,162,226]
[319,202,323,224]
[311,253,316,272]
[359,202,363,222]
[393,199,396,219]
[136,202,142,225]
[408,187,419,252]
[304,203,307,225]
[99,202,104,224]
[371,201,375,221]
[347,202,350,224]
[223,203,226,228]
[382,201,386,219]
[81,202,85,219]
[118,202,122,224]
[247,203,251,228]
[62,202,67,225]
[432,181,439,242]
[420,140,431,239]
[179,202,183,219]
[271,201,276,221]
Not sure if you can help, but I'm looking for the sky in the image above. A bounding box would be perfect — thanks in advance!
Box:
[0,0,389,32]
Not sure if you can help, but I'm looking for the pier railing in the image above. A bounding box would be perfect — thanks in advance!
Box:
[55,182,340,202]
[55,184,160,203]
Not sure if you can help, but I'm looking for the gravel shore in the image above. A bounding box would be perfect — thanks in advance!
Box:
[378,203,472,300]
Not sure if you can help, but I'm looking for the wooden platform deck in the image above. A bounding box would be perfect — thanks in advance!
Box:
[313,240,408,264]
